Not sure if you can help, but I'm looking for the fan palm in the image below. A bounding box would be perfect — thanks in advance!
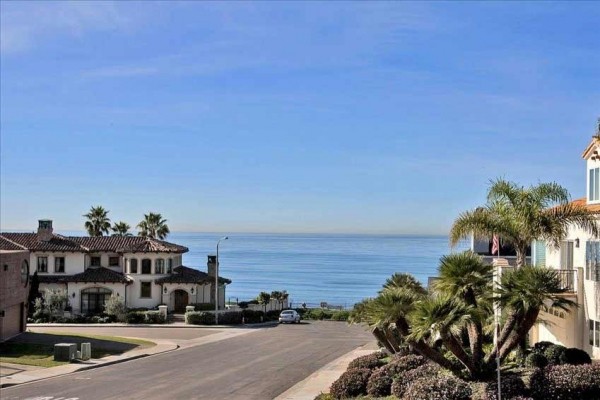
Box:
[450,179,600,267]
[111,221,132,237]
[137,213,170,240]
[433,251,493,368]
[485,266,576,365]
[83,206,111,237]
[257,291,271,313]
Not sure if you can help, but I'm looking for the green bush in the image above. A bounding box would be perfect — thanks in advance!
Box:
[543,344,567,366]
[218,311,243,325]
[525,352,548,369]
[104,295,127,322]
[478,373,527,400]
[366,367,393,397]
[403,374,472,400]
[145,311,166,324]
[242,309,264,323]
[265,310,281,321]
[390,363,441,398]
[190,303,214,311]
[561,347,592,365]
[185,311,215,325]
[126,311,146,324]
[347,353,385,370]
[530,364,600,400]
[329,368,372,399]
[532,341,555,353]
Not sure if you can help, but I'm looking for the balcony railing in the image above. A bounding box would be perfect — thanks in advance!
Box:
[556,269,576,293]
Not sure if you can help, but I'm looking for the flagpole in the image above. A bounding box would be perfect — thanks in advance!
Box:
[494,235,502,400]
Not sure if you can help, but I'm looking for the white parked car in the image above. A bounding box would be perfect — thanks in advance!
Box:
[279,309,301,324]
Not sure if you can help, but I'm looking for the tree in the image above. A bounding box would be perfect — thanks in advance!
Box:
[137,212,170,240]
[83,206,111,237]
[111,221,132,237]
[27,271,40,317]
[257,292,271,313]
[450,179,600,267]
[270,290,289,310]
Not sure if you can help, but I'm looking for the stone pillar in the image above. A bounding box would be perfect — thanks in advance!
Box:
[158,305,168,320]
[207,255,217,305]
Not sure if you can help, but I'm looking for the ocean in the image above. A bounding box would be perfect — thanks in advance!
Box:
[170,233,470,308]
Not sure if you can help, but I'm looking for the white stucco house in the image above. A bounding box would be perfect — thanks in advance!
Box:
[0,220,230,315]
[529,126,600,359]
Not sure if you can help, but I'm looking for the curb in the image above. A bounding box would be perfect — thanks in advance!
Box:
[28,321,279,329]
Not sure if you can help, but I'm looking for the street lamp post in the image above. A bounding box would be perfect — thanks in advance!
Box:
[215,236,228,325]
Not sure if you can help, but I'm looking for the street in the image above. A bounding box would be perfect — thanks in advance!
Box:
[1,321,374,400]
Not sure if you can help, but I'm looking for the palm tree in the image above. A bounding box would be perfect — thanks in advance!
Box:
[111,221,132,237]
[137,213,170,240]
[485,266,576,366]
[257,292,271,313]
[433,251,493,369]
[83,206,111,237]
[450,179,600,267]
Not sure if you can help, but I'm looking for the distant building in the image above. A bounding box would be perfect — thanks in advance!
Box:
[471,235,532,266]
[0,247,30,341]
[0,221,231,315]
[530,123,600,359]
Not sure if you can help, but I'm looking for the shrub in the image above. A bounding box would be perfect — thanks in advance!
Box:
[329,368,372,399]
[403,374,472,400]
[532,341,555,354]
[104,295,127,322]
[126,311,146,324]
[190,303,214,311]
[32,298,50,322]
[218,311,242,325]
[543,344,567,366]
[145,311,166,324]
[242,309,264,324]
[525,352,548,369]
[391,363,441,398]
[265,310,281,321]
[185,311,215,325]
[347,353,385,370]
[366,367,393,397]
[561,347,591,365]
[479,374,527,400]
[331,311,350,321]
[530,364,600,400]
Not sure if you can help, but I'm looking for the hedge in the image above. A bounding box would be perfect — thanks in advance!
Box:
[347,353,385,370]
[126,311,165,324]
[403,374,472,400]
[242,309,264,324]
[329,368,372,399]
[189,303,214,311]
[530,364,600,400]
[390,363,441,399]
[185,311,215,325]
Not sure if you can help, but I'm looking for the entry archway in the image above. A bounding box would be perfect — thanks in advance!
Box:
[173,289,189,313]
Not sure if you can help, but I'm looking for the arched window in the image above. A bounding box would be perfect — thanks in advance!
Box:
[141,259,152,274]
[155,259,165,274]
[130,259,138,274]
[81,287,112,315]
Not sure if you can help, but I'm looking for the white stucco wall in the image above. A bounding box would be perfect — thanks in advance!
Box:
[31,252,86,276]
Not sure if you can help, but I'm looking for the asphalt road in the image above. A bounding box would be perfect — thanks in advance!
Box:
[1,322,374,400]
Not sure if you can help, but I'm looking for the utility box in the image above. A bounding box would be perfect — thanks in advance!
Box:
[54,343,77,361]
[80,342,91,361]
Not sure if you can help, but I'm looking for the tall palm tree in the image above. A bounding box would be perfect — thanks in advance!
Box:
[111,221,132,237]
[450,179,600,267]
[257,291,271,313]
[83,206,111,237]
[433,251,493,369]
[137,213,170,240]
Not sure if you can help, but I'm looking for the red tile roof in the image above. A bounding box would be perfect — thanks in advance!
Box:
[0,233,188,254]
[569,197,600,213]
[0,236,29,251]
[37,267,132,284]
[155,265,231,285]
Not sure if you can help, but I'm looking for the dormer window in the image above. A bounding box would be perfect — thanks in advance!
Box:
[590,167,600,201]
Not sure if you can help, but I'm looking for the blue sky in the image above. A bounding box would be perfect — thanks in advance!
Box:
[1,2,599,234]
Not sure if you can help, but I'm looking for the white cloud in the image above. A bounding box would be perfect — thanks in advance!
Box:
[1,2,130,55]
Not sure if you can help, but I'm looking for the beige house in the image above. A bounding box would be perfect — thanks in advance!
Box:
[0,243,30,341]
[0,220,230,315]
[530,128,600,359]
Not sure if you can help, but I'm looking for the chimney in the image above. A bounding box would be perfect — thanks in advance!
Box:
[207,255,217,277]
[38,220,54,242]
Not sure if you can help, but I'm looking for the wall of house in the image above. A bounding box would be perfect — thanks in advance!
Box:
[586,153,600,205]
[123,252,182,275]
[30,252,86,276]
[0,250,30,341]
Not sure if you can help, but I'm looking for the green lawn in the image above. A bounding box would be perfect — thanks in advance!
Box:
[0,332,155,368]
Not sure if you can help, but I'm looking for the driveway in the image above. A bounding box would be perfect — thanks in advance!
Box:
[2,321,374,400]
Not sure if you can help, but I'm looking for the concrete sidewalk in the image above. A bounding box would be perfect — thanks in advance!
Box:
[274,344,377,400]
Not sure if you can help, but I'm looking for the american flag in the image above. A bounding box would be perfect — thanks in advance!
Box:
[491,234,499,256]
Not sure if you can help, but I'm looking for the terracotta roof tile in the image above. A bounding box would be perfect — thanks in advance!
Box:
[569,197,600,213]
[0,236,29,251]
[68,267,132,284]
[0,233,188,254]
[155,265,231,285]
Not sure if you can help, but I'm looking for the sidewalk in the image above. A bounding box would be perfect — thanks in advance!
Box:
[274,344,377,400]
[28,321,278,329]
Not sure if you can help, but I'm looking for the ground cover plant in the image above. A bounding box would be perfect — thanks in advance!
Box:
[0,332,154,368]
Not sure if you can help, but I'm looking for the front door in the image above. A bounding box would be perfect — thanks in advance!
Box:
[174,290,189,313]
